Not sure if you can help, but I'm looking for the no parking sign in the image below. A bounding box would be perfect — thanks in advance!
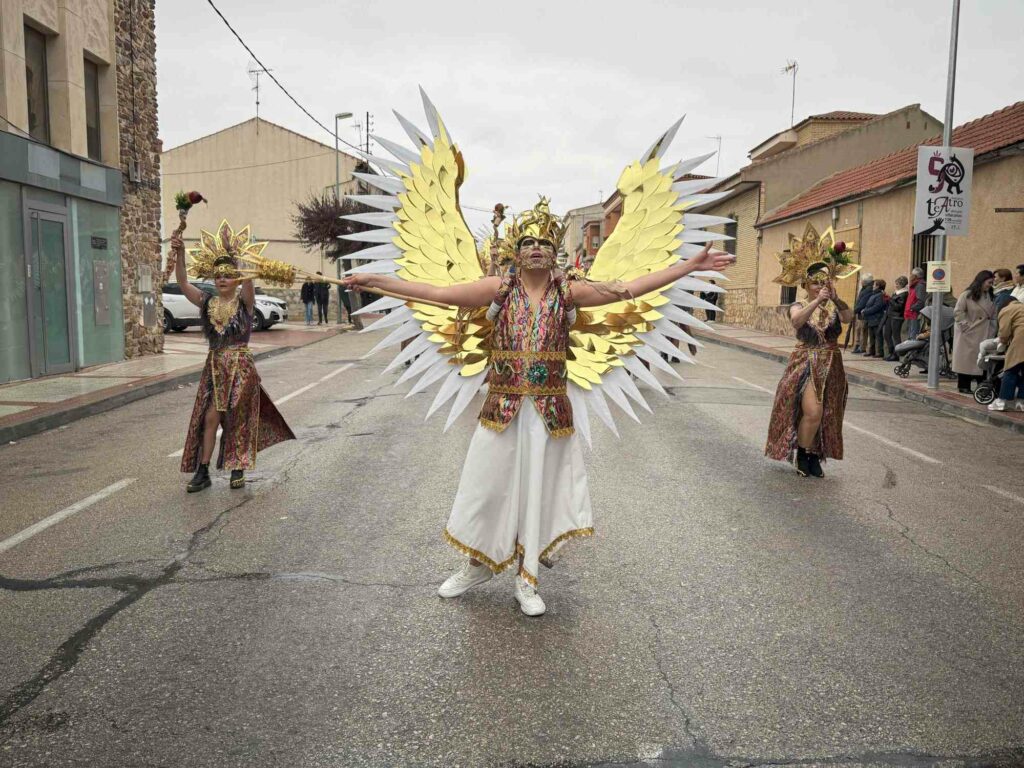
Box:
[926,260,951,293]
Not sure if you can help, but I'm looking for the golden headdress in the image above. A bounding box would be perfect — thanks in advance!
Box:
[187,219,296,286]
[505,198,567,250]
[773,223,861,287]
[188,220,267,280]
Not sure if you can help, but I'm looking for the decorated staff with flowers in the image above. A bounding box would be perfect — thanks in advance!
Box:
[169,211,297,493]
[765,224,858,478]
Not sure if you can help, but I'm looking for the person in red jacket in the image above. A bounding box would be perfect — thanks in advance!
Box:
[904,267,927,339]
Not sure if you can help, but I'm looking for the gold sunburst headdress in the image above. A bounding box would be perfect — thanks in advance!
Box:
[187,219,296,286]
[773,223,861,287]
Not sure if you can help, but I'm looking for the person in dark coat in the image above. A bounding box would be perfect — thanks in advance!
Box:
[314,271,330,325]
[300,277,316,326]
[700,279,720,322]
[884,276,908,360]
[851,276,877,354]
[861,279,887,358]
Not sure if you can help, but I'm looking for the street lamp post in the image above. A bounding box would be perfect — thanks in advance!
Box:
[334,112,353,325]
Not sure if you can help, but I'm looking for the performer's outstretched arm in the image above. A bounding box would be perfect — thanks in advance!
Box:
[570,244,735,308]
[343,273,502,308]
[171,228,206,308]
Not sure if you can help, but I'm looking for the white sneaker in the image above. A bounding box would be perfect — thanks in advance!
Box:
[988,398,1007,411]
[1015,401,1024,412]
[513,576,546,617]
[438,562,492,598]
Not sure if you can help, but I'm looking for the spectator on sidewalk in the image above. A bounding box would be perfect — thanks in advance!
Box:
[314,272,330,325]
[952,270,996,394]
[701,280,720,323]
[988,297,1024,412]
[851,274,876,354]
[884,276,909,360]
[300,277,316,326]
[862,279,887,358]
[1013,264,1024,303]
[993,268,1016,313]
[904,267,927,339]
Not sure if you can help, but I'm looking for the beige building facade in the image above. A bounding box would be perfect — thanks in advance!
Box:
[694,105,943,332]
[1,0,162,383]
[757,103,1024,332]
[161,118,362,278]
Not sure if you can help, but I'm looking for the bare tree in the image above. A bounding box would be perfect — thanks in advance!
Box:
[291,192,374,327]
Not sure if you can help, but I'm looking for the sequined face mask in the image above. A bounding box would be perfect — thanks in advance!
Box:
[515,238,557,269]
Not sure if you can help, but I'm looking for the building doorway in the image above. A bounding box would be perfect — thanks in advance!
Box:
[25,207,75,376]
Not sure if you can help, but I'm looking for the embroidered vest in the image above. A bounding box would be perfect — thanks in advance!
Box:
[479,274,574,438]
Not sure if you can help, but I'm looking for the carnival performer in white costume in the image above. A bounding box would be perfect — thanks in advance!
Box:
[341,90,735,616]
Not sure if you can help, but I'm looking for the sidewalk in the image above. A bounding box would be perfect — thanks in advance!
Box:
[697,322,1024,435]
[0,321,359,444]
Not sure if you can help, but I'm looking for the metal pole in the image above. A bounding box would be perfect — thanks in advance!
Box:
[927,0,959,390]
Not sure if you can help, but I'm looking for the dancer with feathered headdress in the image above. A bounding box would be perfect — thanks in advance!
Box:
[764,223,859,477]
[170,217,295,492]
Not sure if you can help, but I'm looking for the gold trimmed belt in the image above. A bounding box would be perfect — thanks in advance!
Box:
[489,383,567,396]
[491,350,567,360]
[210,345,252,356]
[794,343,839,351]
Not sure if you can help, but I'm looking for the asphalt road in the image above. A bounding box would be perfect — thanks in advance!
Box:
[1,328,1023,768]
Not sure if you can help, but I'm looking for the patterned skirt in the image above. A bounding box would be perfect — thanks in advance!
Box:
[180,347,295,472]
[765,346,848,462]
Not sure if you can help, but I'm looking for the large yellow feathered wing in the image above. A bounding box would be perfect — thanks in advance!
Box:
[338,89,492,432]
[564,121,734,444]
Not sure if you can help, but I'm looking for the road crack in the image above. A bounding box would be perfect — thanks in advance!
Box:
[879,501,983,588]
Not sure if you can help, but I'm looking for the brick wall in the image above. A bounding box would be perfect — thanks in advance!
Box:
[115,0,162,358]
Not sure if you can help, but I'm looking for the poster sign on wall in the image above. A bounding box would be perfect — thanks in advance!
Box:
[913,146,973,236]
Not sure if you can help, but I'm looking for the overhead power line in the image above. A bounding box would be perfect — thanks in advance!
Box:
[204,0,363,155]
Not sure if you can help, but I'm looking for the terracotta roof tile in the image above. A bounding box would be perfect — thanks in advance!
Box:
[759,101,1024,227]
[808,110,879,121]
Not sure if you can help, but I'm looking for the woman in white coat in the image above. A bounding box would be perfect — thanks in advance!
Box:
[952,270,996,394]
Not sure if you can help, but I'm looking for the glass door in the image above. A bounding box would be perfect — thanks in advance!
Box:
[28,211,74,375]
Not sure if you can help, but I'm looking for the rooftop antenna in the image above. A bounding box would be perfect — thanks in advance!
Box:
[247,61,273,130]
[707,135,722,175]
[781,60,798,127]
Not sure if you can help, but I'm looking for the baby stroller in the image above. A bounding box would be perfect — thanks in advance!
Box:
[973,338,1006,405]
[893,304,956,379]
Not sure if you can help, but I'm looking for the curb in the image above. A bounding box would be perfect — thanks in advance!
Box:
[0,340,324,446]
[697,330,1024,436]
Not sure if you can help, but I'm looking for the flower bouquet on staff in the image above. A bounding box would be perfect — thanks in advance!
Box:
[162,190,207,283]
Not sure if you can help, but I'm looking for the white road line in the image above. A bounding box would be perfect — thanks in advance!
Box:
[0,479,136,554]
[730,376,942,466]
[732,376,775,395]
[983,485,1024,506]
[844,422,942,465]
[167,363,354,457]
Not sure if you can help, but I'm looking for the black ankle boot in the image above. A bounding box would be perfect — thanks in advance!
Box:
[807,452,824,478]
[187,464,211,493]
[795,447,810,477]
[229,469,245,489]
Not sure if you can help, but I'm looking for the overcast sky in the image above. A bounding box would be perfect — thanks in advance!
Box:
[157,0,1023,232]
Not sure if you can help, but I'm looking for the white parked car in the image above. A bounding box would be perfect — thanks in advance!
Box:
[162,282,288,332]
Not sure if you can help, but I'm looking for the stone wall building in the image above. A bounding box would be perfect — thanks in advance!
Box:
[0,0,161,384]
